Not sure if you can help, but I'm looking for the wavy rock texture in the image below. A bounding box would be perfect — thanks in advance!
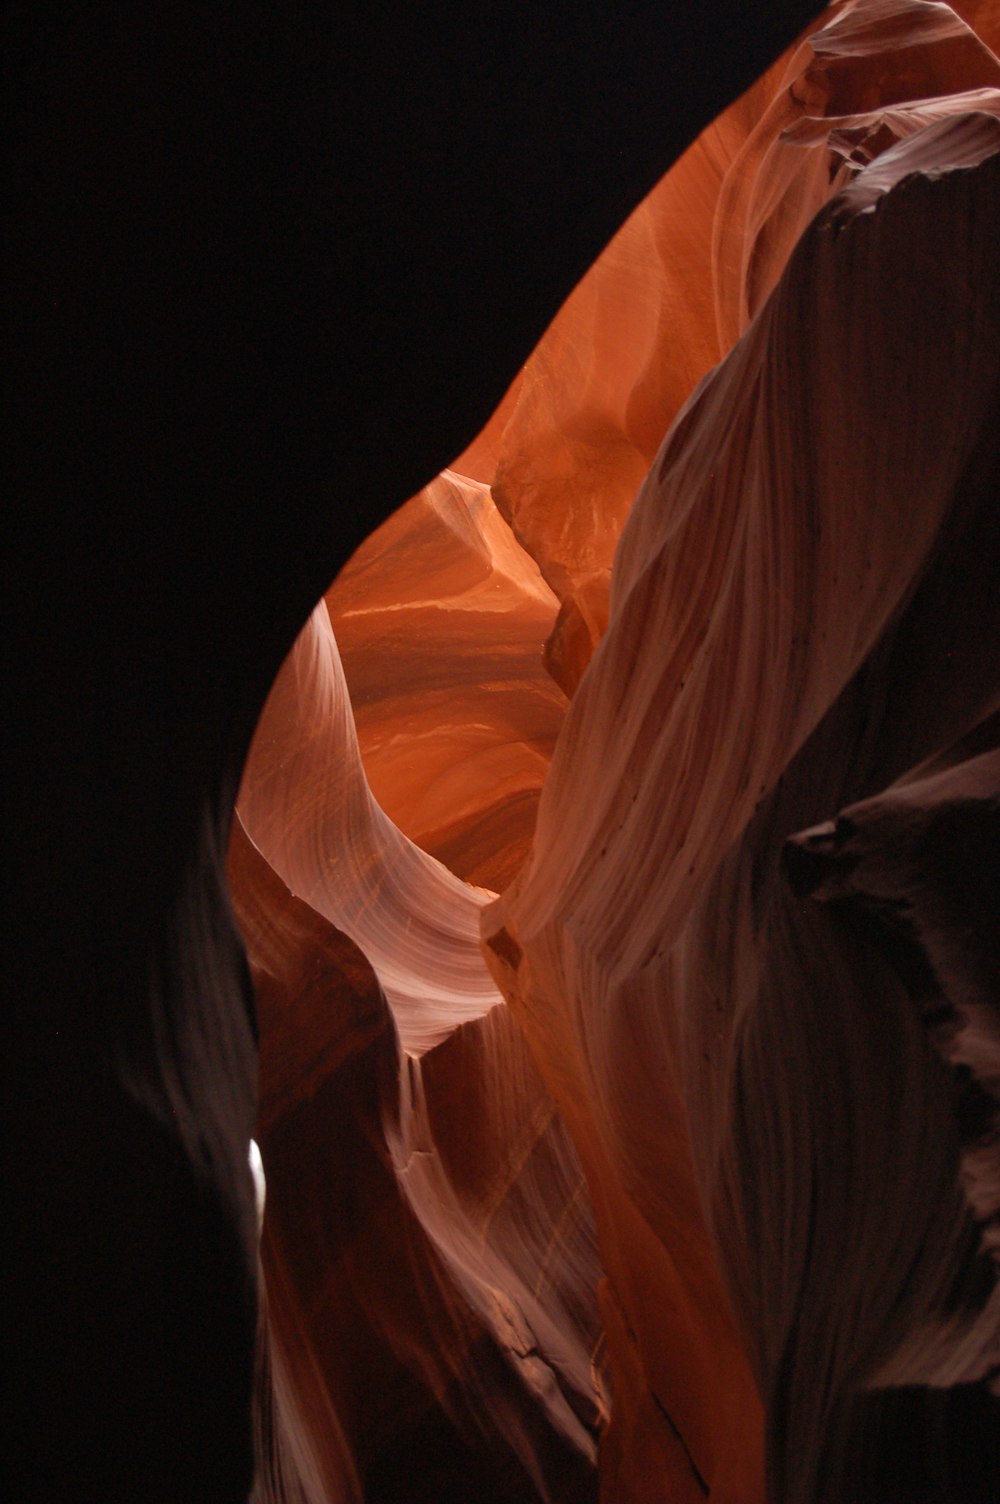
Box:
[237,596,500,1055]
[227,3,1000,1502]
[492,0,1000,696]
[235,586,603,1500]
[710,0,1000,348]
[486,57,1000,1504]
[488,63,772,696]
[232,820,602,1504]
[15,3,898,1500]
[326,469,565,892]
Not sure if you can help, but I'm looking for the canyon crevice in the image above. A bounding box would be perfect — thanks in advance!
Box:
[8,2,999,1501]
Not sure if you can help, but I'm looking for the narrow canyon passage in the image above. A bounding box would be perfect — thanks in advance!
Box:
[233,6,1000,1500]
[8,3,999,1502]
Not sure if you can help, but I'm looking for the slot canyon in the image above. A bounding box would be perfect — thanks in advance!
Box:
[7,2,1000,1501]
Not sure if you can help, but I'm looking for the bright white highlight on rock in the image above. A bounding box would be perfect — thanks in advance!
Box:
[249,1139,266,1234]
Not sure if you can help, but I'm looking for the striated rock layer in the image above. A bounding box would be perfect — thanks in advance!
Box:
[11,0,995,1497]
[233,819,602,1504]
[492,0,1000,697]
[326,470,565,892]
[235,589,604,1499]
[23,1,949,1499]
[486,74,1000,1504]
[230,4,1000,1501]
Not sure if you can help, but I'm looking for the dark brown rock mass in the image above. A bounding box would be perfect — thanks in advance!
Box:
[8,3,999,1501]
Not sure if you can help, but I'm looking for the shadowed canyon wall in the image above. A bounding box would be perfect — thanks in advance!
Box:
[8,2,1000,1501]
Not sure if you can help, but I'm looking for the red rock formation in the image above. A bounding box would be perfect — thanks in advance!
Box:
[231,4,999,1500]
[486,62,1000,1504]
[235,588,604,1499]
[490,0,1000,697]
[14,0,1000,1498]
[233,818,602,1504]
[13,3,854,1500]
[326,470,565,892]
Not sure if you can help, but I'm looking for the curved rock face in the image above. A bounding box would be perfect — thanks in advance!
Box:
[326,470,566,893]
[11,1,1000,1501]
[498,0,1000,698]
[237,596,502,1055]
[482,24,1000,1504]
[236,3,999,1499]
[234,560,604,1498]
[232,818,602,1504]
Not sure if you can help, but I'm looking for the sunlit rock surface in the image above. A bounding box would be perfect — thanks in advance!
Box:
[237,595,501,1055]
[326,469,565,892]
[235,596,603,1499]
[491,0,1000,697]
[25,2,962,1500]
[230,3,999,1502]
[487,58,1000,1504]
[232,818,603,1504]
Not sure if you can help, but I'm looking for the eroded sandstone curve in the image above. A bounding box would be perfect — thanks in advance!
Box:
[237,596,501,1057]
[486,102,1000,1504]
[235,5,1000,1501]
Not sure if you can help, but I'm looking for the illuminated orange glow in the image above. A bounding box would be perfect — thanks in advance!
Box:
[232,5,1000,1499]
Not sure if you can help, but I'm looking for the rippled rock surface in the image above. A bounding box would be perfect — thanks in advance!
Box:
[240,4,999,1498]
[12,2,1000,1500]
[483,16,1000,1498]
